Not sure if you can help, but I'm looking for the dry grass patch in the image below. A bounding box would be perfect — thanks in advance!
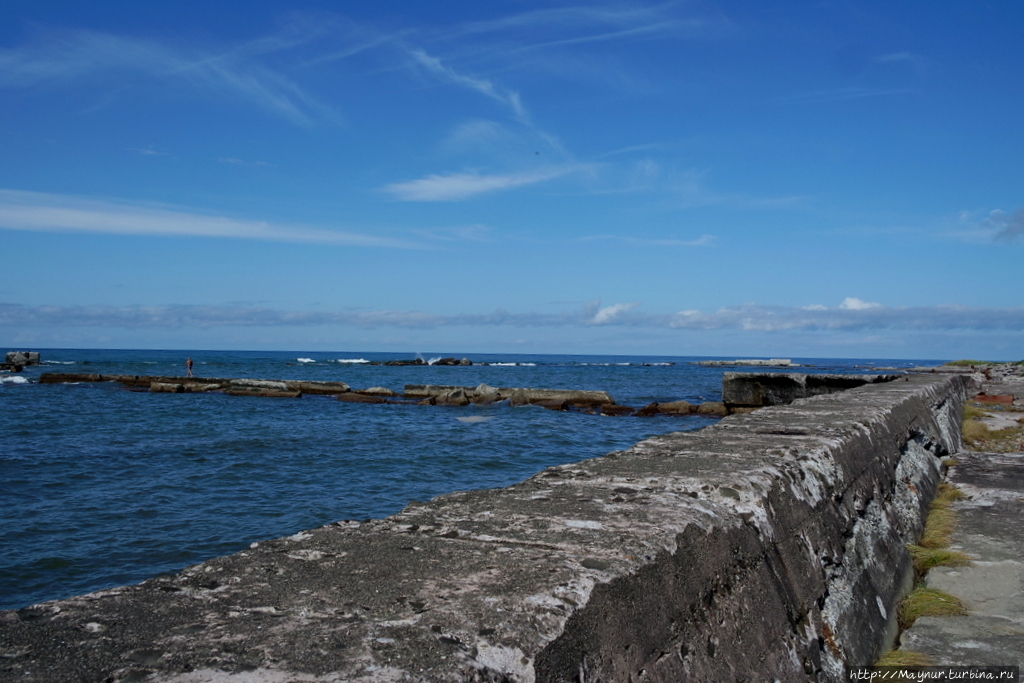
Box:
[919,506,956,549]
[908,544,972,579]
[962,403,1024,450]
[875,649,934,667]
[898,587,968,630]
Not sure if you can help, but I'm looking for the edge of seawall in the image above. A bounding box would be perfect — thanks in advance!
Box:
[0,373,970,682]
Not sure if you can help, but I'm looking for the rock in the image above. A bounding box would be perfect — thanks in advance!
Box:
[635,403,661,417]
[359,387,397,397]
[459,358,472,366]
[182,382,223,393]
[337,393,387,404]
[149,382,185,393]
[39,373,102,383]
[696,401,728,416]
[287,381,350,395]
[600,404,635,416]
[722,372,901,408]
[5,351,40,366]
[509,388,614,408]
[435,390,471,407]
[230,379,290,392]
[472,384,502,405]
[727,406,758,415]
[384,359,426,366]
[657,400,695,415]
[227,388,301,398]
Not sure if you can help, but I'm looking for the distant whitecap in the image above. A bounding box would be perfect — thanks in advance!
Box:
[335,358,370,364]
[297,358,316,363]
[1,375,29,384]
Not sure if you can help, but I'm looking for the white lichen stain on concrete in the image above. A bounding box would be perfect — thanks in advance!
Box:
[563,520,604,530]
[473,641,536,682]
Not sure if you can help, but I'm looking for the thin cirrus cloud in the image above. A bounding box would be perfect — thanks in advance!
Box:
[577,234,716,248]
[0,28,332,125]
[408,49,527,122]
[382,167,578,201]
[4,299,1023,333]
[0,189,422,248]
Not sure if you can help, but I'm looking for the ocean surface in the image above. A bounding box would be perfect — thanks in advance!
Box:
[0,349,941,611]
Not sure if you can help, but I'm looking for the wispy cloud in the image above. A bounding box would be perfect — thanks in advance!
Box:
[0,29,334,125]
[0,189,421,248]
[775,86,919,105]
[408,49,527,122]
[382,167,577,201]
[4,299,1023,333]
[578,234,716,248]
[987,208,1024,243]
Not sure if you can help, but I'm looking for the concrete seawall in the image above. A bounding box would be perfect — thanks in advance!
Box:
[0,373,969,682]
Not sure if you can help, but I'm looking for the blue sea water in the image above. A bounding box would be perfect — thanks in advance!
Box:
[0,349,940,610]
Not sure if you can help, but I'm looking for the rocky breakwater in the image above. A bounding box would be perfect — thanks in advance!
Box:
[35,373,735,417]
[722,371,902,410]
[1,372,970,682]
[1,350,40,372]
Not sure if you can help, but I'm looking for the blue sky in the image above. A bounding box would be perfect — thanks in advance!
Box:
[1,1,1022,360]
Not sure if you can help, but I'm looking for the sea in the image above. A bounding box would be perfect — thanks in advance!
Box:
[0,349,942,611]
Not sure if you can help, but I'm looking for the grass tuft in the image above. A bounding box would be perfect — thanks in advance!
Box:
[875,649,935,667]
[908,544,972,578]
[963,404,988,420]
[919,507,956,549]
[933,483,966,507]
[898,587,968,630]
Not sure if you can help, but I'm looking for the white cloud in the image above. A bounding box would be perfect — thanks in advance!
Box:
[839,297,882,310]
[590,302,640,325]
[0,189,421,248]
[408,49,527,122]
[382,168,574,201]
[6,300,1022,334]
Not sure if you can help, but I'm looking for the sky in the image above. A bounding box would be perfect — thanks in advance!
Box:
[1,1,1022,360]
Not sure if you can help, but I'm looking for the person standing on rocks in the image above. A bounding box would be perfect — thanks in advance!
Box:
[186,357,194,377]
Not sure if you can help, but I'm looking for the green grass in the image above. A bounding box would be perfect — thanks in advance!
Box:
[898,587,967,630]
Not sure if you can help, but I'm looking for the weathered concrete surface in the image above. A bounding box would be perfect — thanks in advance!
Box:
[722,372,902,408]
[899,450,1024,666]
[0,374,969,682]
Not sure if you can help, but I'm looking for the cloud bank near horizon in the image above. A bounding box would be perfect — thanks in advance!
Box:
[4,300,1022,333]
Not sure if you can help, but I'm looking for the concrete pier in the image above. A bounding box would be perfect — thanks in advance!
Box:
[0,373,970,682]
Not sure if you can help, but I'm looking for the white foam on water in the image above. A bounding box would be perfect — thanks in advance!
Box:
[296,358,316,363]
[489,362,535,366]
[1,375,29,384]
[334,358,369,364]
